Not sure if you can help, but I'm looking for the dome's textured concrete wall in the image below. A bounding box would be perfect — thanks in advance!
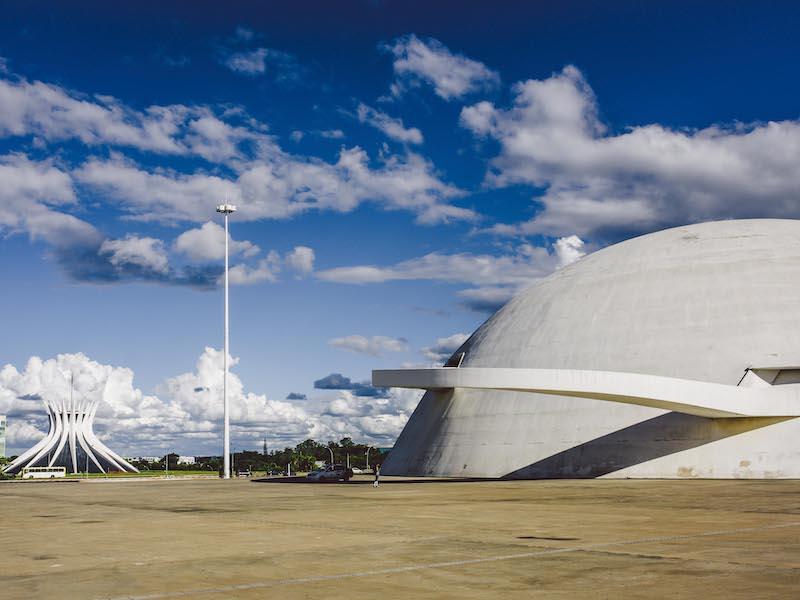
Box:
[383,219,800,478]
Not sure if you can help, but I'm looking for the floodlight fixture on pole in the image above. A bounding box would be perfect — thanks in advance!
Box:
[216,203,237,479]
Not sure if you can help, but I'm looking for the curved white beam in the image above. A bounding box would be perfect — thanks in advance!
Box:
[68,400,78,473]
[81,399,125,472]
[372,368,800,418]
[26,400,61,469]
[75,406,105,474]
[28,405,59,467]
[84,399,139,473]
[48,407,70,467]
[3,400,57,474]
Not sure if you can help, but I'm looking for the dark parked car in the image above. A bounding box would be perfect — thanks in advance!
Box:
[306,464,353,482]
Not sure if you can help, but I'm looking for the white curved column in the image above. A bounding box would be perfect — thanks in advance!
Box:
[2,400,56,473]
[47,405,70,468]
[68,396,78,473]
[75,398,104,473]
[80,399,125,471]
[27,400,61,466]
[84,399,139,472]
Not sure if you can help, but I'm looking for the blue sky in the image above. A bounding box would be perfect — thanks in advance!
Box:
[2,1,800,455]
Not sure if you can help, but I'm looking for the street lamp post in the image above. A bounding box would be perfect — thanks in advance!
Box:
[327,446,334,466]
[216,203,237,479]
[366,446,373,471]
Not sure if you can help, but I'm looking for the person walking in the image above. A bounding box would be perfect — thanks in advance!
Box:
[373,464,381,488]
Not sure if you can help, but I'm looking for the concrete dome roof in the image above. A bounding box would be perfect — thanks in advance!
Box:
[459,219,800,386]
[384,219,800,479]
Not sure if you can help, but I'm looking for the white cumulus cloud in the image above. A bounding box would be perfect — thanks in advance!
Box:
[329,335,409,357]
[226,246,315,285]
[0,67,471,229]
[0,77,186,154]
[227,251,282,285]
[285,246,315,276]
[224,48,271,75]
[421,333,469,364]
[0,153,97,249]
[316,236,585,313]
[221,47,303,83]
[461,65,800,238]
[99,235,170,274]
[357,103,423,144]
[174,221,260,262]
[385,34,500,100]
[0,349,424,455]
[554,235,585,267]
[316,237,583,286]
[319,387,423,442]
[77,146,470,226]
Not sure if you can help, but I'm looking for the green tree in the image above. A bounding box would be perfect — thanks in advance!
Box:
[298,454,317,471]
[295,439,323,456]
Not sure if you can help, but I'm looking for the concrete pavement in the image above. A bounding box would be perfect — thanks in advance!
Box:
[1,476,798,599]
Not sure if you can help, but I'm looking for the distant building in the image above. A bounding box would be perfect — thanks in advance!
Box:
[0,415,6,458]
[177,456,196,465]
[195,456,221,463]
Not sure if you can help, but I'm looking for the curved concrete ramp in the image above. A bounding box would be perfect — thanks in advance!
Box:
[373,368,800,419]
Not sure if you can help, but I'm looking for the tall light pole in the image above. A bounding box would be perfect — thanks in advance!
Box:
[216,203,237,479]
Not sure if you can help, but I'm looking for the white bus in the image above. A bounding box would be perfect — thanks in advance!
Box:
[21,466,67,479]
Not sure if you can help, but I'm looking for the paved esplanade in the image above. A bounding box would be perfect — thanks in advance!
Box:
[379,219,800,479]
[0,477,798,599]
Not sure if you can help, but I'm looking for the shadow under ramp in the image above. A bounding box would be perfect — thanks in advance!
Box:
[503,412,789,479]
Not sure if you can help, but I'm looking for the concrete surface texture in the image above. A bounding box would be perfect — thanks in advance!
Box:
[383,219,800,479]
[1,477,799,599]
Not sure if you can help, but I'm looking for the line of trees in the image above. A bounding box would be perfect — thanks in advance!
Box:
[237,437,384,473]
[129,437,386,474]
[0,456,13,479]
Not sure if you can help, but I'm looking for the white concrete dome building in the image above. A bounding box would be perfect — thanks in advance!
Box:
[375,219,800,479]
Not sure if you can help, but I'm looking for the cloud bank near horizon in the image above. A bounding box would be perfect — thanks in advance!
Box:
[0,349,422,456]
